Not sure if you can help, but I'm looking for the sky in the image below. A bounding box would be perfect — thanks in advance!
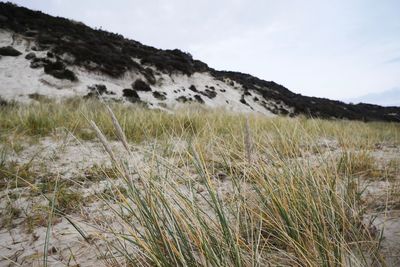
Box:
[8,0,400,103]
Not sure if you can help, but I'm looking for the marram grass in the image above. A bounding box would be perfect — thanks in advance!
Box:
[64,99,394,266]
[0,97,398,147]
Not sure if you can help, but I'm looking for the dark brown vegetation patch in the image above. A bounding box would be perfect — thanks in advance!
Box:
[132,79,151,92]
[0,46,21,56]
[153,91,166,100]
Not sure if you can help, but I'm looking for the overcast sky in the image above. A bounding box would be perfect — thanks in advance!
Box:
[9,0,400,102]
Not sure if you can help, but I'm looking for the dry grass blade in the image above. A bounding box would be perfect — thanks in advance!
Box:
[244,116,253,164]
[89,120,118,165]
[106,105,130,154]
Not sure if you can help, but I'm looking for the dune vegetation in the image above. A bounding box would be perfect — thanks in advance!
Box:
[0,98,399,266]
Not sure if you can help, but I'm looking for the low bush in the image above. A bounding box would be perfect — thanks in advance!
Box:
[176,96,188,103]
[122,89,139,98]
[132,79,151,91]
[200,89,217,99]
[0,46,21,56]
[194,94,204,103]
[189,85,198,92]
[25,52,36,60]
[122,89,141,103]
[153,91,166,100]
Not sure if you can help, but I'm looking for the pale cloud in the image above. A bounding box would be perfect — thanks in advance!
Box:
[385,56,400,64]
[8,0,400,103]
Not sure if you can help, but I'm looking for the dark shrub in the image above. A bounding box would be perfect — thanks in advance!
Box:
[0,96,8,106]
[96,85,107,95]
[0,46,22,56]
[123,89,141,103]
[194,95,204,104]
[38,34,57,45]
[253,97,259,102]
[87,84,108,95]
[0,14,7,22]
[153,91,166,100]
[44,61,77,81]
[44,61,64,72]
[244,90,251,96]
[143,68,156,85]
[25,52,36,60]
[30,57,51,68]
[200,89,217,99]
[125,96,142,103]
[50,68,77,81]
[189,85,198,92]
[123,89,139,98]
[30,61,42,68]
[240,95,248,105]
[279,108,289,115]
[28,93,48,102]
[24,30,38,37]
[176,96,188,103]
[132,79,151,91]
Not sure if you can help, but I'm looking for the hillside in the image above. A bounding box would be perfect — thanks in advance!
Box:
[0,2,399,121]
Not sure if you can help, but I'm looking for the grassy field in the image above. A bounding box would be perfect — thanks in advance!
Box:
[0,98,399,266]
